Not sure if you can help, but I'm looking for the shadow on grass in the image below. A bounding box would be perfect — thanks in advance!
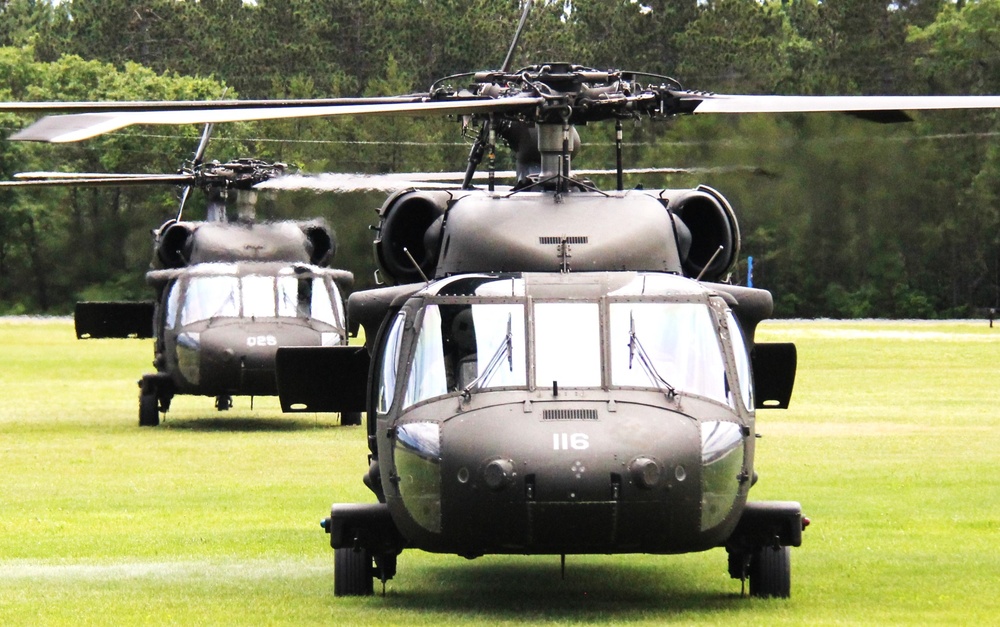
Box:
[160,416,344,432]
[379,560,746,620]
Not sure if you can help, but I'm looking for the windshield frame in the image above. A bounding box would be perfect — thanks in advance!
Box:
[167,267,345,330]
[395,286,742,412]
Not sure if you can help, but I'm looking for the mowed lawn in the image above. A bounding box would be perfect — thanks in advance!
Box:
[1,317,998,625]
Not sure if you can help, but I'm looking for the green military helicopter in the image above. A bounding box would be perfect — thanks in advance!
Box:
[1,138,356,427]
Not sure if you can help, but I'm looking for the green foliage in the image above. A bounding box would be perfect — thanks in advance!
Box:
[0,46,228,313]
[675,0,805,93]
[2,0,1000,316]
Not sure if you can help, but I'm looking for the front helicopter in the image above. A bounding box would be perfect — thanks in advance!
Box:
[276,168,801,596]
[369,270,788,558]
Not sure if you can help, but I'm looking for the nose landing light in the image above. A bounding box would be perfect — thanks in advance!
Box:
[629,456,662,489]
[483,458,515,491]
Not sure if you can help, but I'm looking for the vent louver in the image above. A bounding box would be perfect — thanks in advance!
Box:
[539,236,589,245]
[542,409,598,421]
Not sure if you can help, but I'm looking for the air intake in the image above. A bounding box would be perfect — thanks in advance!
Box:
[539,236,589,245]
[542,409,598,421]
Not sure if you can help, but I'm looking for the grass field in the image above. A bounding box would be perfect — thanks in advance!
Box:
[1,317,998,625]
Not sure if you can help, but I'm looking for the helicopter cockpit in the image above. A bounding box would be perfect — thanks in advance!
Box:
[141,260,354,419]
[162,262,346,333]
[381,272,752,414]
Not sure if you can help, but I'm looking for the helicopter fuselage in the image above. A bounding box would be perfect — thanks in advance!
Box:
[140,260,352,418]
[160,312,344,397]
[347,270,789,558]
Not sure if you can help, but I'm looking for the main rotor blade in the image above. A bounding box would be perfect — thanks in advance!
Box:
[252,166,765,193]
[373,167,753,180]
[253,173,470,193]
[0,96,428,113]
[571,166,767,176]
[177,123,215,220]
[0,172,194,187]
[9,96,544,143]
[191,122,214,165]
[685,93,1000,116]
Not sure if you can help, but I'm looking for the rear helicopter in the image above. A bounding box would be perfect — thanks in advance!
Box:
[2,141,356,427]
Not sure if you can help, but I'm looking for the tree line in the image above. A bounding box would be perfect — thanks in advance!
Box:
[1,0,999,318]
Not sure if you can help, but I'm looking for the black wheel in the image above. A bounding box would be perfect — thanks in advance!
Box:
[139,392,160,427]
[340,412,362,426]
[749,545,791,598]
[334,547,374,596]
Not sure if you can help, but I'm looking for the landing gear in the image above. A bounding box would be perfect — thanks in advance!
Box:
[333,547,398,596]
[138,374,172,427]
[334,547,374,596]
[340,411,362,426]
[749,545,791,598]
[324,503,404,597]
[726,501,805,599]
[139,390,159,427]
[215,394,232,411]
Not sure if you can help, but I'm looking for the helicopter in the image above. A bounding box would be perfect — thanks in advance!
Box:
[4,0,1000,599]
[0,144,357,427]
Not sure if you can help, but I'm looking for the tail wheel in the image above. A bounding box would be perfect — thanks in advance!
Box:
[139,392,160,427]
[749,545,791,598]
[340,412,362,426]
[334,547,374,596]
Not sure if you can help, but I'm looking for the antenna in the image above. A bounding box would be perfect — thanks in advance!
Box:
[176,122,214,221]
[501,1,533,73]
[402,247,430,283]
[695,246,725,281]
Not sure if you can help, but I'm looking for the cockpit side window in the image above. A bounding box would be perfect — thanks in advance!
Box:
[378,312,406,414]
[725,310,754,410]
[165,281,181,329]
[330,280,346,327]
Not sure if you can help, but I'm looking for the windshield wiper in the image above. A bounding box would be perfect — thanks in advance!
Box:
[629,311,677,399]
[207,287,239,320]
[462,313,513,399]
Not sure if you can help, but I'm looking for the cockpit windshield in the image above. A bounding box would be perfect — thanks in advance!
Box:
[166,267,341,328]
[404,303,527,408]
[609,302,728,405]
[396,275,735,411]
[534,302,602,387]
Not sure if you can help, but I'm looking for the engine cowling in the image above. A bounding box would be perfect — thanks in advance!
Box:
[300,220,336,267]
[153,219,336,269]
[154,220,195,269]
[374,190,451,284]
[668,186,740,282]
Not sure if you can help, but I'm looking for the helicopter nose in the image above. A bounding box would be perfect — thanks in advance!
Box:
[418,400,716,554]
